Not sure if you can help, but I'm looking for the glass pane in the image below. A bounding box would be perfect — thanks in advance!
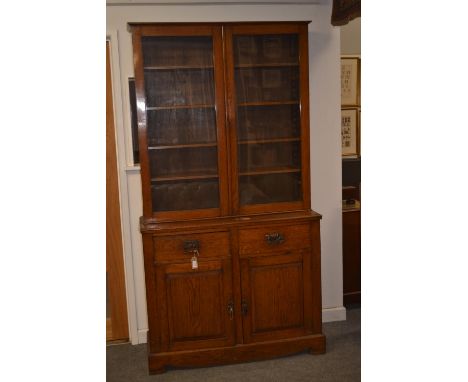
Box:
[145,69,215,107]
[142,36,213,68]
[238,141,301,173]
[147,108,216,146]
[152,179,219,212]
[141,36,220,212]
[233,35,299,66]
[149,146,218,179]
[235,66,299,104]
[240,173,302,205]
[233,33,302,206]
[237,104,300,141]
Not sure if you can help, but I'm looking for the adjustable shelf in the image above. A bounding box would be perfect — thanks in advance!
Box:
[151,173,219,182]
[238,137,300,145]
[147,104,214,111]
[235,62,298,68]
[148,142,218,150]
[237,101,299,107]
[239,166,301,176]
[144,65,214,70]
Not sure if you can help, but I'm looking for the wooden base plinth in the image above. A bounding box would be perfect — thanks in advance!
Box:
[148,334,326,373]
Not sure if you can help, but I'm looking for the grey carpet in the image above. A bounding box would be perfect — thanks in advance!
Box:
[107,307,360,382]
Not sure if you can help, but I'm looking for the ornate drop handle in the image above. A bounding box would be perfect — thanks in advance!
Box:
[183,240,200,253]
[264,232,285,245]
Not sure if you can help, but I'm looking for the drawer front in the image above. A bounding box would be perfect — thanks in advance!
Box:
[153,231,230,263]
[238,223,310,256]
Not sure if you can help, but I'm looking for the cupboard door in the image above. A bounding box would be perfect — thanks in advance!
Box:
[224,23,311,214]
[240,251,313,343]
[132,25,229,218]
[157,258,236,351]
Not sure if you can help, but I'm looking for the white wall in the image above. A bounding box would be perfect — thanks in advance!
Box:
[107,0,344,344]
[340,17,361,55]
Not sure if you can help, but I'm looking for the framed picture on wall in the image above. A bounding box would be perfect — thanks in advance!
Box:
[341,56,360,106]
[341,108,360,156]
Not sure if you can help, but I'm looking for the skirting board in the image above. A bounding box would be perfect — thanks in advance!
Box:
[135,307,347,344]
[322,306,347,322]
[137,329,148,345]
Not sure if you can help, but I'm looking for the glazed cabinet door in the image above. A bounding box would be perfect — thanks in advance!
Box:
[156,258,236,351]
[132,25,229,219]
[224,23,311,214]
[240,251,314,343]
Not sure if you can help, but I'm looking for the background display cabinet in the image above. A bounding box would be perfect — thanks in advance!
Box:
[130,22,325,374]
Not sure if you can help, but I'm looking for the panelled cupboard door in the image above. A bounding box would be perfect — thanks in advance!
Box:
[132,25,229,219]
[240,251,314,343]
[223,23,311,215]
[156,258,236,351]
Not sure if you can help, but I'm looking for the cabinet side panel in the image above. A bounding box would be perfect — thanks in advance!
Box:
[299,24,311,209]
[141,233,161,351]
[310,220,323,333]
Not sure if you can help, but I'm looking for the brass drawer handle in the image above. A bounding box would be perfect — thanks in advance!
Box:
[183,240,199,253]
[265,232,285,245]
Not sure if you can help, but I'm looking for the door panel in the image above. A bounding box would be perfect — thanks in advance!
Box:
[159,259,236,351]
[251,261,304,332]
[133,25,230,218]
[240,252,310,343]
[223,23,311,214]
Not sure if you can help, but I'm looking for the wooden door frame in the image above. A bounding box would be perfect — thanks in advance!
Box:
[106,32,139,344]
[130,24,230,220]
[107,39,129,341]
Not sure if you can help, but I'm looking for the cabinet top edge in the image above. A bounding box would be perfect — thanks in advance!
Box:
[140,210,322,232]
[128,21,311,29]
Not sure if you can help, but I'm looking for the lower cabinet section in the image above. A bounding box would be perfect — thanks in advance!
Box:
[142,212,325,373]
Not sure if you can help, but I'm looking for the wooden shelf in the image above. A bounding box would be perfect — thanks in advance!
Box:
[149,142,217,150]
[237,101,299,107]
[238,137,300,145]
[235,63,298,68]
[144,65,214,70]
[239,167,300,176]
[151,173,219,182]
[147,104,214,111]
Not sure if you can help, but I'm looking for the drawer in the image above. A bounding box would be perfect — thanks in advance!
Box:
[153,231,230,263]
[238,223,310,256]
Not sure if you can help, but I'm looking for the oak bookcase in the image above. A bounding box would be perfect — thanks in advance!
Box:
[130,21,325,373]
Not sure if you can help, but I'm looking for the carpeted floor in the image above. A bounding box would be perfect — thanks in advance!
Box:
[107,307,360,382]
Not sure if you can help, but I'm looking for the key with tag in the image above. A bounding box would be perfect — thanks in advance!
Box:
[191,249,199,270]
[191,255,198,269]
